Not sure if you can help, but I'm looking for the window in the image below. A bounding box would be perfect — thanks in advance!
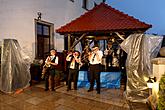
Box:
[43,25,49,36]
[35,19,54,59]
[82,0,88,10]
[37,23,50,36]
[36,23,51,59]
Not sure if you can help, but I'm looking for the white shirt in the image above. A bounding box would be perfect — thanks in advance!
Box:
[70,59,76,69]
[45,55,58,64]
[66,54,80,69]
[89,50,103,65]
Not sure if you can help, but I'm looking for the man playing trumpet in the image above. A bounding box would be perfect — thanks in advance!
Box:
[66,50,81,91]
[88,45,103,94]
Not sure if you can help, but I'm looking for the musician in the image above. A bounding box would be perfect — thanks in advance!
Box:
[104,40,121,71]
[88,45,103,94]
[80,45,91,71]
[62,50,69,85]
[80,46,91,82]
[44,49,58,91]
[104,41,113,71]
[66,50,81,91]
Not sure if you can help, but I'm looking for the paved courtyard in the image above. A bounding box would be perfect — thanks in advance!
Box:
[0,82,149,110]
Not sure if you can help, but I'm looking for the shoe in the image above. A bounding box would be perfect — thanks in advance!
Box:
[51,89,55,91]
[44,88,49,91]
[97,91,100,94]
[87,89,93,92]
[67,89,71,91]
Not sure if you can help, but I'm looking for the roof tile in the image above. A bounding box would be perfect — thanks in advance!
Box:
[56,3,152,34]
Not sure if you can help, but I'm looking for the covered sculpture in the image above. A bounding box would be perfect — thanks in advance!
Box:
[120,34,163,102]
[0,39,31,93]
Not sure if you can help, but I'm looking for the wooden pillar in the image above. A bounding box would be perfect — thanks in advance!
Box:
[68,34,71,50]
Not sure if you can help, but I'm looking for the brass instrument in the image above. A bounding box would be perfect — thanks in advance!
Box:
[41,68,47,79]
[41,56,51,79]
[81,53,94,63]
[81,46,99,61]
[43,62,51,68]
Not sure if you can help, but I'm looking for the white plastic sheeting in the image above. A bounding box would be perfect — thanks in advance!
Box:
[120,34,163,102]
[0,39,31,93]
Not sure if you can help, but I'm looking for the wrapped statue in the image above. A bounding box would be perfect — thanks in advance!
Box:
[0,39,31,93]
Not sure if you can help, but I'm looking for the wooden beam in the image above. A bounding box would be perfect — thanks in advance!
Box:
[70,33,87,50]
[115,32,125,40]
[68,34,71,50]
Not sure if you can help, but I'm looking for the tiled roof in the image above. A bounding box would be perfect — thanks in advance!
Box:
[56,3,152,34]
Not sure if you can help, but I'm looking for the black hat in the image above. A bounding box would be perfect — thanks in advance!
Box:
[50,48,57,52]
[74,50,80,55]
[92,44,99,48]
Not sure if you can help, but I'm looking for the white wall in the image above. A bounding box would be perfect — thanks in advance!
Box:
[0,0,102,59]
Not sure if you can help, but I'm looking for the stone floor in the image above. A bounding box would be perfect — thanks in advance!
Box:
[0,82,149,110]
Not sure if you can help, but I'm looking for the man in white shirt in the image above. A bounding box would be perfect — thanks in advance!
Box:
[44,49,58,91]
[66,50,81,91]
[88,45,103,94]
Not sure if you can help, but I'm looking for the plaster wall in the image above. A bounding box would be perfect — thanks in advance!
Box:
[0,0,102,59]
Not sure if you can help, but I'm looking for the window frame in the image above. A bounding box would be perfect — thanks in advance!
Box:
[34,19,54,59]
[82,0,88,10]
[70,0,74,2]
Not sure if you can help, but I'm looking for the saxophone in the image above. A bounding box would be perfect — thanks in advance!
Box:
[43,62,51,68]
[41,56,51,79]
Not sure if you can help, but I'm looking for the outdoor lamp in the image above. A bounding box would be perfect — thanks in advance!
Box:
[85,36,95,39]
[147,77,156,89]
[37,12,42,20]
[147,77,154,89]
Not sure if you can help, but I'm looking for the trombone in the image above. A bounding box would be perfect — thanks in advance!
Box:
[80,48,97,63]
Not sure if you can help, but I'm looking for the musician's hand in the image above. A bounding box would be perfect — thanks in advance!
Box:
[41,73,45,79]
[47,62,51,65]
[93,49,98,54]
[88,52,92,55]
[68,51,73,55]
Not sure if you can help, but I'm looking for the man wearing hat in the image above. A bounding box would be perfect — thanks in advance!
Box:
[66,50,81,91]
[88,45,103,94]
[44,49,58,91]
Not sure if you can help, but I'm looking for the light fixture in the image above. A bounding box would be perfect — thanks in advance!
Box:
[37,12,42,20]
[147,77,156,89]
[86,36,95,39]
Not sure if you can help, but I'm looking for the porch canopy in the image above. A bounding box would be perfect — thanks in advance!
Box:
[56,3,151,34]
[56,3,152,49]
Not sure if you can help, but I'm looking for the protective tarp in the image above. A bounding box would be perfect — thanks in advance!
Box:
[0,39,31,93]
[120,34,163,102]
[78,71,121,88]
